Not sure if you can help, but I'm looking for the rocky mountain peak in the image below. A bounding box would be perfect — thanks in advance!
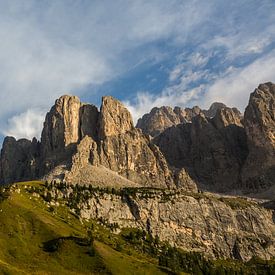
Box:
[136,106,184,137]
[99,96,134,139]
[242,82,275,189]
[0,82,274,195]
[41,95,81,156]
[204,102,227,117]
[41,95,100,157]
[136,102,242,137]
[212,107,243,129]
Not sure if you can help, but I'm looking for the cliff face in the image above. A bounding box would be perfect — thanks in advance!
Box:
[136,102,230,137]
[0,137,39,184]
[0,95,196,191]
[0,82,274,194]
[154,107,247,191]
[57,188,274,261]
[242,82,275,189]
[153,84,275,192]
[136,106,201,137]
[63,96,194,189]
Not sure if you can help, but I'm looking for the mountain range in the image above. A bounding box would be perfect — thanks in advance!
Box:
[0,82,274,274]
[1,82,274,197]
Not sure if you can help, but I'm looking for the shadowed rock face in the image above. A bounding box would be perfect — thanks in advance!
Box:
[0,137,40,184]
[153,83,275,192]
[242,82,275,189]
[154,108,248,191]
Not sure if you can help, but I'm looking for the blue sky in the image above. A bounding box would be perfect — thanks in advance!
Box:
[0,0,275,142]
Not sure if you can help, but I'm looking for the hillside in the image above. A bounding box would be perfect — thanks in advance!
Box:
[0,181,274,274]
[0,181,168,274]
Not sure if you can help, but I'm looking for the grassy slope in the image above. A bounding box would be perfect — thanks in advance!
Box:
[0,181,166,275]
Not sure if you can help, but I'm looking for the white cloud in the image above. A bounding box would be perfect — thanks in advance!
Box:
[0,0,275,139]
[202,50,275,110]
[125,85,204,123]
[0,0,211,139]
[4,109,45,140]
[127,48,275,122]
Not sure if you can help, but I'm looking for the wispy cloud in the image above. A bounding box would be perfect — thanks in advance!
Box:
[0,0,211,139]
[126,1,275,120]
[203,49,275,110]
[0,1,275,138]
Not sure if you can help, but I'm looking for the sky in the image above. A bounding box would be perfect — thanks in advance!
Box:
[0,0,275,143]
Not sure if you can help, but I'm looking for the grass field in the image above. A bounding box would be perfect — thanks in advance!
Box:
[0,181,167,275]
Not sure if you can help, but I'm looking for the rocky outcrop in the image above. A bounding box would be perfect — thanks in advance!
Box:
[136,106,201,137]
[242,82,275,189]
[203,102,227,117]
[92,97,195,189]
[99,96,134,139]
[136,106,186,137]
[72,189,275,261]
[39,95,99,175]
[59,96,194,189]
[0,94,196,190]
[0,82,274,194]
[137,102,235,137]
[154,107,247,191]
[41,95,81,156]
[212,107,243,129]
[0,137,40,184]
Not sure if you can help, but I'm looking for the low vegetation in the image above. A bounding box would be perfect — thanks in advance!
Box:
[0,180,274,274]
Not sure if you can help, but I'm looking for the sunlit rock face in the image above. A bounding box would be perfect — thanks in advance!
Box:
[98,96,134,139]
[136,105,201,137]
[136,102,231,138]
[0,82,274,195]
[0,94,196,191]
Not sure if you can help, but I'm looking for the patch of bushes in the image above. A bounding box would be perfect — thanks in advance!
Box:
[0,186,10,202]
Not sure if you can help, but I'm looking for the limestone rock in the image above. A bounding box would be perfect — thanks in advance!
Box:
[242,82,275,189]
[154,109,248,191]
[95,129,176,188]
[79,103,99,141]
[203,102,227,117]
[212,107,243,129]
[41,95,81,157]
[184,106,202,121]
[39,95,190,189]
[136,103,234,137]
[40,95,99,175]
[74,190,275,261]
[136,106,201,137]
[0,137,39,184]
[174,168,198,192]
[98,96,134,139]
[136,106,185,137]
